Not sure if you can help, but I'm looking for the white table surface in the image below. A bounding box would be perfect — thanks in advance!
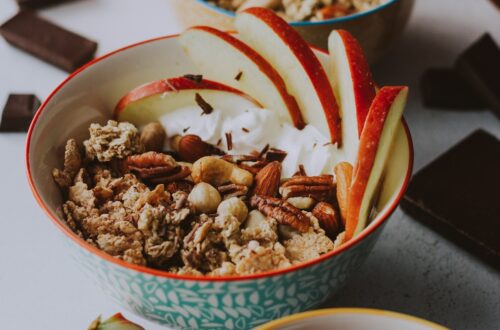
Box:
[0,0,499,329]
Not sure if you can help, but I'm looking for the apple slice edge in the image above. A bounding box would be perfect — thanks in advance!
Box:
[345,86,409,241]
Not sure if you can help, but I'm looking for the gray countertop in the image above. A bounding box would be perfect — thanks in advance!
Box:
[0,0,498,329]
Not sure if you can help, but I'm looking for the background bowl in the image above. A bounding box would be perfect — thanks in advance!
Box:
[174,0,415,63]
[26,35,413,329]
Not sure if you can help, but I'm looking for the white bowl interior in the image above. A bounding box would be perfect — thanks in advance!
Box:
[28,35,410,245]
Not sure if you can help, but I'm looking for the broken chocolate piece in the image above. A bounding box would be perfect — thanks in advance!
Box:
[0,11,97,72]
[265,148,287,162]
[455,34,500,118]
[420,68,485,109]
[16,0,77,9]
[0,94,40,132]
[183,74,203,83]
[401,130,500,269]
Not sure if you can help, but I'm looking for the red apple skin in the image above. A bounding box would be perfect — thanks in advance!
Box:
[345,86,408,240]
[243,7,342,145]
[115,76,257,115]
[336,30,376,135]
[188,26,305,129]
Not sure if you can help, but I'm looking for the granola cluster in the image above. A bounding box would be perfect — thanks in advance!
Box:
[208,0,385,22]
[53,120,348,276]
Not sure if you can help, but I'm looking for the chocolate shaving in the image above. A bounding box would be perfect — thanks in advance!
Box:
[258,144,270,158]
[216,138,222,146]
[225,132,233,151]
[183,127,190,133]
[184,74,203,83]
[298,164,307,176]
[265,148,288,162]
[195,93,213,115]
[241,127,250,133]
[234,71,243,81]
[323,142,333,147]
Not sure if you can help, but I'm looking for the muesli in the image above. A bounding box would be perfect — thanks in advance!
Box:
[53,120,348,276]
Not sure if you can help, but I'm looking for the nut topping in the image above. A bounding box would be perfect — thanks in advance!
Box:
[140,122,166,152]
[217,183,248,199]
[279,175,335,201]
[125,151,191,182]
[334,162,353,226]
[176,134,225,163]
[250,195,310,232]
[312,202,342,239]
[192,156,253,187]
[252,161,281,197]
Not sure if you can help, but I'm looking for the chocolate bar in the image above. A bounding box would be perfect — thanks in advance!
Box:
[0,94,40,132]
[401,130,500,269]
[0,11,97,72]
[420,68,484,109]
[16,0,78,9]
[455,34,500,118]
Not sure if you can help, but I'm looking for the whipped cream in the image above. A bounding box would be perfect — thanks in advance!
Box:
[159,106,338,178]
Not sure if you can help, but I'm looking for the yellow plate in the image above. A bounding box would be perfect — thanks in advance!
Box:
[256,308,448,330]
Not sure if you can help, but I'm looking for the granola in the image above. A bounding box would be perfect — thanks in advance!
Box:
[53,121,346,276]
[207,0,386,22]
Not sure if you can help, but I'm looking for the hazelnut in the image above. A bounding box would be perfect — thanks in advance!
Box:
[140,122,166,152]
[188,182,221,214]
[217,197,248,222]
[244,209,267,229]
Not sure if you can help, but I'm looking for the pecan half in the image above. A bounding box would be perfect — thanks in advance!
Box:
[252,161,281,197]
[217,183,248,199]
[279,175,335,201]
[250,195,310,232]
[125,151,191,183]
[312,202,342,239]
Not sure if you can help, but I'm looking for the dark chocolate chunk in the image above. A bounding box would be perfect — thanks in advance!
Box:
[455,34,500,118]
[401,130,500,269]
[16,0,78,9]
[0,94,40,132]
[420,68,485,109]
[0,11,97,72]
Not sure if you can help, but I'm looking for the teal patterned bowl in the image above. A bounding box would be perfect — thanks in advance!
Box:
[26,34,413,329]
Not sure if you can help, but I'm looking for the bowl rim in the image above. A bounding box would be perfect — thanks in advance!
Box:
[254,308,448,330]
[25,33,414,282]
[195,0,400,26]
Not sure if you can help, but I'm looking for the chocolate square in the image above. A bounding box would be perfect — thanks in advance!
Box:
[16,0,78,9]
[420,68,484,109]
[455,34,500,118]
[0,10,97,73]
[401,130,500,269]
[0,94,40,132]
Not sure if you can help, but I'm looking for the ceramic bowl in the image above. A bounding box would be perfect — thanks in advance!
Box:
[26,34,413,329]
[192,0,415,63]
[256,308,448,330]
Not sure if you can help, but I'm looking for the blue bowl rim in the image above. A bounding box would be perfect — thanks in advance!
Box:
[195,0,399,26]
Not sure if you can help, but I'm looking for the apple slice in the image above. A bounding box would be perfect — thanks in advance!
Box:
[235,7,342,144]
[115,76,260,126]
[345,86,408,241]
[328,29,377,162]
[179,26,304,129]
